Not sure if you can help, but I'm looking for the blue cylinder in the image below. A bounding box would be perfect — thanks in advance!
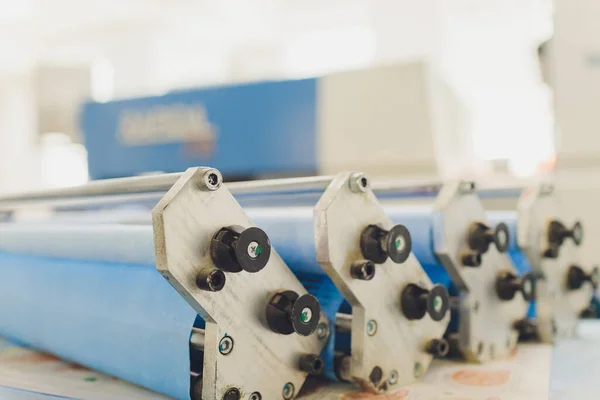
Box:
[0,225,197,400]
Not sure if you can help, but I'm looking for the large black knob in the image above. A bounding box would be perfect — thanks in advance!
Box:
[496,272,536,301]
[567,265,599,290]
[401,284,449,321]
[548,220,583,248]
[467,222,509,254]
[210,225,271,273]
[266,291,320,336]
[360,224,412,264]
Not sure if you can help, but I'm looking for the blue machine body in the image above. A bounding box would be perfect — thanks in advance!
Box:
[0,205,350,389]
[80,79,318,180]
[487,211,536,319]
[0,225,197,400]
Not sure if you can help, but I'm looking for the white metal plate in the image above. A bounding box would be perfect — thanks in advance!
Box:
[517,185,593,341]
[314,173,450,390]
[434,181,527,362]
[152,168,328,400]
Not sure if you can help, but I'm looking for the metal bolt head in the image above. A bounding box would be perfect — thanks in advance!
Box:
[199,168,222,191]
[367,319,378,336]
[249,392,262,400]
[316,322,330,340]
[247,241,262,259]
[388,370,399,385]
[349,172,370,193]
[300,307,313,324]
[223,388,241,400]
[219,336,234,355]
[282,382,295,400]
[413,362,423,378]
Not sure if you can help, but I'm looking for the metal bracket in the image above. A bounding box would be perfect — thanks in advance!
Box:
[152,167,328,400]
[517,183,592,341]
[433,181,527,362]
[314,172,449,390]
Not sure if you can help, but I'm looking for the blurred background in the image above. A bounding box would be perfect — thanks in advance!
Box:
[0,0,596,260]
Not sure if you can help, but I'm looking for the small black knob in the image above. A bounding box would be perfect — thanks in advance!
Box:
[548,220,583,248]
[299,354,324,375]
[210,225,271,273]
[467,222,508,254]
[513,319,539,341]
[461,250,482,267]
[401,284,449,321]
[567,265,599,290]
[350,260,376,280]
[543,244,560,259]
[360,224,412,264]
[195,269,226,292]
[495,272,536,301]
[266,291,320,336]
[425,338,450,358]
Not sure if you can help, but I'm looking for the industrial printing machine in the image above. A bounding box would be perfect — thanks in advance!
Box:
[0,169,594,399]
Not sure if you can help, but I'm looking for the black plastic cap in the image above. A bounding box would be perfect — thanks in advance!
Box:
[495,272,521,301]
[360,225,389,264]
[461,251,482,267]
[467,222,495,254]
[266,291,320,336]
[387,225,412,264]
[195,269,226,292]
[567,265,591,290]
[494,223,510,253]
[350,260,376,281]
[299,354,324,375]
[210,225,271,273]
[401,284,428,320]
[425,338,450,357]
[427,285,450,321]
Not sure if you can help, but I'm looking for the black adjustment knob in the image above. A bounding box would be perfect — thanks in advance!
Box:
[266,291,320,336]
[425,338,450,358]
[543,244,560,259]
[467,222,508,254]
[401,284,449,321]
[298,354,324,375]
[567,265,599,290]
[513,319,539,342]
[360,224,412,264]
[461,250,482,267]
[548,220,584,248]
[495,272,536,301]
[210,225,271,273]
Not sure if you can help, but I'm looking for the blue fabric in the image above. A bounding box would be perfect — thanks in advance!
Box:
[0,252,197,400]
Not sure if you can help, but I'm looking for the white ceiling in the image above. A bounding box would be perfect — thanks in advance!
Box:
[0,0,553,96]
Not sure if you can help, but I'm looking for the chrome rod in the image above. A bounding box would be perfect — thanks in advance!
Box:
[0,172,337,212]
[334,313,352,333]
[190,328,205,351]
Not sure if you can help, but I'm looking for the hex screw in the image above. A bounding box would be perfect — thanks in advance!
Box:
[219,336,234,355]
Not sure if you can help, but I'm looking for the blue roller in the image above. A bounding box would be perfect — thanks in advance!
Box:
[0,225,198,400]
[487,211,536,319]
[244,207,345,381]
